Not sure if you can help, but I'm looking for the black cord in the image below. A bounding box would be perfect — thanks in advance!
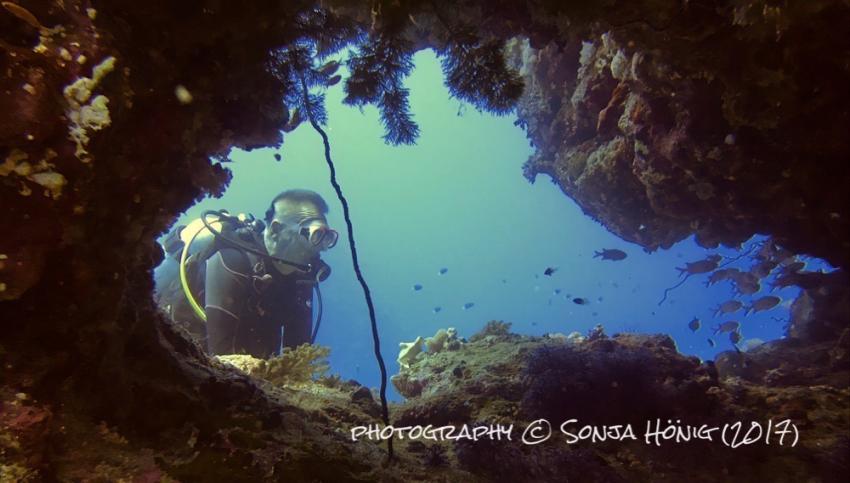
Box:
[298,73,394,460]
[311,284,323,344]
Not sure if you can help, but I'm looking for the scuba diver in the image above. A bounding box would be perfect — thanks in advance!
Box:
[153,189,338,358]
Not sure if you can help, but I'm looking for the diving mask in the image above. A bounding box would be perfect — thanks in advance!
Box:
[296,219,338,250]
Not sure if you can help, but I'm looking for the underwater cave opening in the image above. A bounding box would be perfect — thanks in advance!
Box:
[151,49,837,402]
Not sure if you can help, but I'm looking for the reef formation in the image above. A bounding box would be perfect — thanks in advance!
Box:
[1,0,848,481]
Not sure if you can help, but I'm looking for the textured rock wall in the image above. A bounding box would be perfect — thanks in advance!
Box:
[507,1,850,267]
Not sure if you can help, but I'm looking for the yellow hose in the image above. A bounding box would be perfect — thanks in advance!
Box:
[179,223,208,322]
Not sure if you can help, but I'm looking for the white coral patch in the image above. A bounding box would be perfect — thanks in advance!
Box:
[63,56,116,162]
[610,50,629,80]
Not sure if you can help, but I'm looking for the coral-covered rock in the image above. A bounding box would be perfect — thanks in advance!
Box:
[508,2,850,269]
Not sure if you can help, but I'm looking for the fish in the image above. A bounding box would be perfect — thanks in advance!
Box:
[704,268,741,287]
[677,254,722,277]
[713,321,740,335]
[730,272,760,296]
[594,249,627,261]
[750,260,778,279]
[432,306,442,314]
[688,317,701,332]
[770,271,822,291]
[779,261,805,276]
[572,297,589,305]
[707,338,716,347]
[273,153,282,162]
[713,300,743,317]
[745,295,781,315]
[596,296,604,302]
[729,331,742,344]
[412,284,423,291]
[553,288,562,295]
[543,267,558,276]
[438,267,448,275]
[462,302,475,310]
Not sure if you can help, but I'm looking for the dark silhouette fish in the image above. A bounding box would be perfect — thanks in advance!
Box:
[544,267,558,276]
[661,254,724,305]
[704,268,741,287]
[594,249,627,261]
[677,254,722,277]
[438,267,448,275]
[553,288,562,295]
[770,271,823,291]
[462,302,475,310]
[730,272,760,296]
[572,297,589,305]
[729,331,742,344]
[713,321,740,335]
[412,284,423,291]
[745,296,781,315]
[707,338,716,348]
[433,306,442,314]
[688,317,701,332]
[713,300,743,317]
[751,260,778,279]
[779,261,805,277]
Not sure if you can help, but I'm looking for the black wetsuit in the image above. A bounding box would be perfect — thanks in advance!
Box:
[204,247,317,356]
[154,226,327,358]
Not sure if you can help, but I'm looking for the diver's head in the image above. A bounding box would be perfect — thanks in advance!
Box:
[263,189,338,275]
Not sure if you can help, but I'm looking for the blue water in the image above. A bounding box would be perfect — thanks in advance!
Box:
[160,50,831,400]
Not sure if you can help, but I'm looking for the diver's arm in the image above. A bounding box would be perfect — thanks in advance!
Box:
[204,248,251,355]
